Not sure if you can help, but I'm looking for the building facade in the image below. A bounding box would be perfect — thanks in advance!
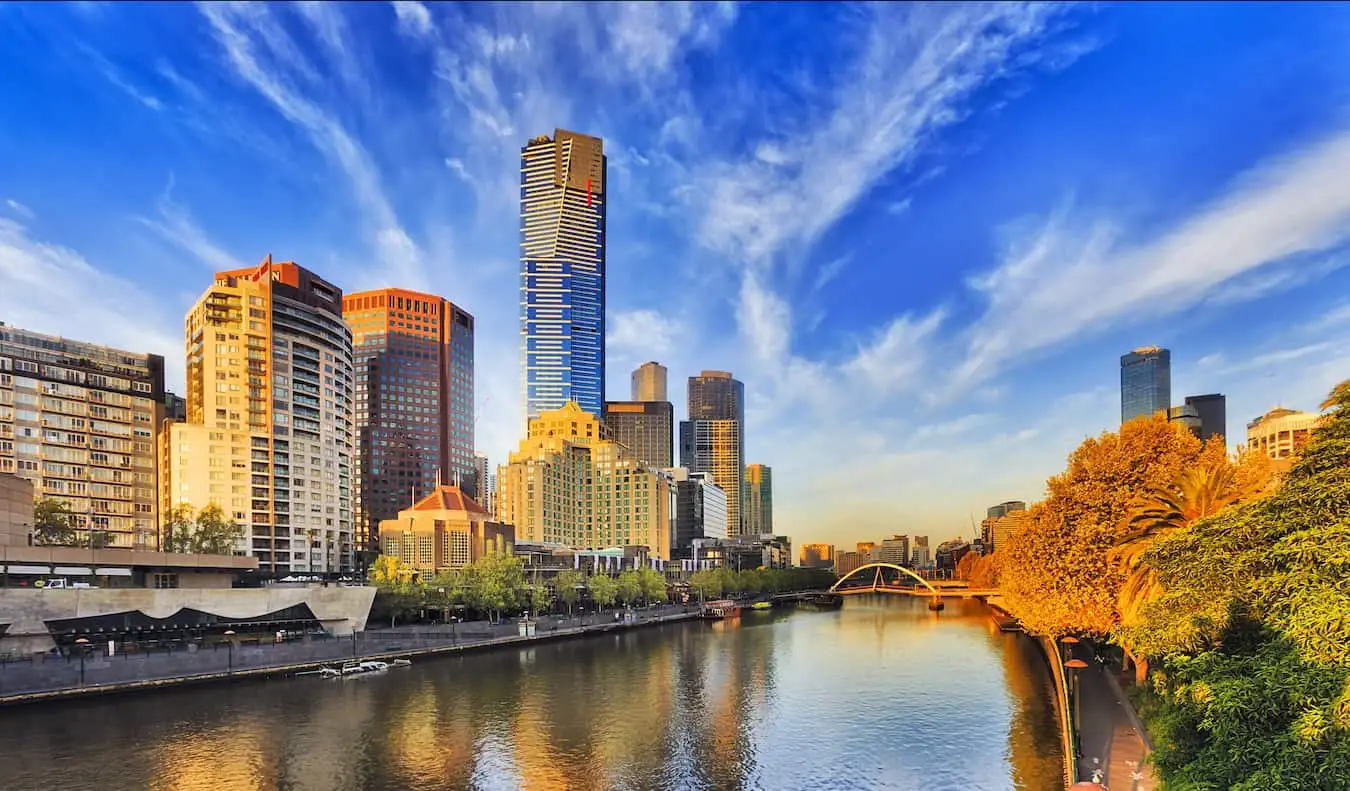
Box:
[497,402,675,560]
[835,550,864,577]
[981,501,1029,554]
[603,400,673,469]
[744,463,772,536]
[679,419,743,538]
[1247,407,1320,471]
[0,323,164,549]
[1120,346,1171,424]
[520,129,607,423]
[162,257,354,575]
[911,536,931,568]
[799,543,834,569]
[343,288,474,551]
[377,486,513,576]
[670,467,727,556]
[631,361,667,402]
[1184,393,1226,443]
[878,535,910,566]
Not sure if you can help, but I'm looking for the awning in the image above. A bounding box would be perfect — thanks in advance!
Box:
[54,566,94,576]
[94,567,133,577]
[4,565,51,575]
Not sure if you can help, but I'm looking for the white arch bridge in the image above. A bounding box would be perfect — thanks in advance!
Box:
[827,563,999,603]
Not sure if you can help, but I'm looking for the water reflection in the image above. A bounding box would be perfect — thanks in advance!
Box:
[0,597,1061,791]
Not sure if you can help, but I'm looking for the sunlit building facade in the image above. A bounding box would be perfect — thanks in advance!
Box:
[744,463,772,536]
[1247,407,1320,473]
[163,257,354,574]
[682,371,746,536]
[603,400,673,470]
[497,402,674,560]
[377,485,512,576]
[520,129,607,423]
[1120,346,1171,424]
[669,466,727,555]
[631,361,667,402]
[799,543,833,569]
[0,324,164,548]
[343,288,474,553]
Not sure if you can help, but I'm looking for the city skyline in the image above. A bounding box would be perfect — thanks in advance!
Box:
[3,3,1350,550]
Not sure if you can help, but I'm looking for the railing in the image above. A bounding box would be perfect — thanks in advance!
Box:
[1038,635,1077,789]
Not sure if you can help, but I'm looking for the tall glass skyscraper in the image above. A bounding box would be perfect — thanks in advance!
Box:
[1120,346,1171,424]
[519,128,607,423]
[681,371,747,536]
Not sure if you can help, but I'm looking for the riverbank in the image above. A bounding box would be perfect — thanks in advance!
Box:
[0,606,699,707]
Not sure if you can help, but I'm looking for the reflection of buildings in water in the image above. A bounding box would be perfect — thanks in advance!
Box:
[148,720,281,791]
[998,636,1065,790]
[382,685,478,790]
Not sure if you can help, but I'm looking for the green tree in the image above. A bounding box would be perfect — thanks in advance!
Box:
[163,504,196,553]
[191,504,244,555]
[589,573,618,610]
[637,566,667,604]
[32,497,78,546]
[690,569,723,601]
[555,568,583,616]
[466,553,527,621]
[616,570,642,606]
[370,555,417,589]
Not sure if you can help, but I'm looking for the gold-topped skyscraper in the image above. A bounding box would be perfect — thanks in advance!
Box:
[520,129,607,424]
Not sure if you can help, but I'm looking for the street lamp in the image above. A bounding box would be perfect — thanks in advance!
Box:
[1059,634,1080,664]
[1065,657,1090,758]
[74,637,89,686]
[223,630,236,674]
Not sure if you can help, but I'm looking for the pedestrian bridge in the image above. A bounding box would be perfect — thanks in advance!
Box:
[828,563,998,598]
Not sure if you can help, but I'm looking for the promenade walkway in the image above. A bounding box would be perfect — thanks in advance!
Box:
[1069,643,1158,790]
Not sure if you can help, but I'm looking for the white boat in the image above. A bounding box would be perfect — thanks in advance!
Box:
[315,660,390,678]
[392,659,412,667]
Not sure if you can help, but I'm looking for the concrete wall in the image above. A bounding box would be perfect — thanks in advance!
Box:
[0,586,376,653]
[0,473,34,547]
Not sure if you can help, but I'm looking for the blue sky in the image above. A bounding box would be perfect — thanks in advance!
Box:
[3,2,1350,549]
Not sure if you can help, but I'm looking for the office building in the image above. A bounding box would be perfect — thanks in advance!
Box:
[1247,407,1320,473]
[164,392,187,422]
[472,451,494,515]
[603,400,674,469]
[520,129,607,422]
[835,550,864,576]
[981,501,1029,554]
[878,535,910,566]
[1120,346,1171,424]
[799,543,834,569]
[744,463,772,536]
[670,467,727,555]
[681,371,746,536]
[692,534,791,571]
[377,485,513,577]
[343,288,474,551]
[497,402,675,560]
[911,535,931,568]
[935,540,972,575]
[631,361,667,402]
[1183,393,1226,442]
[0,323,164,549]
[856,541,877,560]
[162,257,354,575]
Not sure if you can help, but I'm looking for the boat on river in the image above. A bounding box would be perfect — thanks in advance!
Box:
[701,600,741,619]
[315,660,401,679]
[749,601,774,611]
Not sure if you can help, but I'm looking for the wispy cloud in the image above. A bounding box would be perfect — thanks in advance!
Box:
[956,128,1350,388]
[4,199,34,220]
[199,2,425,289]
[608,309,684,360]
[135,176,247,272]
[811,255,850,292]
[79,44,164,111]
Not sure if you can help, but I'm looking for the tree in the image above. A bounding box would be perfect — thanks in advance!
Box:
[163,504,196,553]
[589,573,618,610]
[616,570,642,606]
[954,551,978,581]
[1001,415,1210,637]
[555,568,583,616]
[191,504,243,555]
[968,553,1002,589]
[690,569,723,601]
[370,555,416,589]
[466,553,526,621]
[32,498,78,546]
[637,566,667,604]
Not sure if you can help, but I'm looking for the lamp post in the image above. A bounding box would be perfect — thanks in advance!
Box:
[223,630,236,674]
[74,637,89,686]
[1065,657,1089,759]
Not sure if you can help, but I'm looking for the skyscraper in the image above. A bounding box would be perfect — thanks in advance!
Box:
[163,257,354,575]
[631,361,667,402]
[520,128,607,423]
[342,288,474,553]
[681,371,746,536]
[1120,346,1171,424]
[744,463,772,536]
[1184,393,1227,443]
[670,467,727,555]
[0,322,165,549]
[603,401,673,469]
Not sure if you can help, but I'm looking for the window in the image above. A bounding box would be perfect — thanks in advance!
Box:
[152,573,179,589]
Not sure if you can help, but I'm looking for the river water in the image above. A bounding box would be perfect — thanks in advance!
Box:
[0,596,1063,791]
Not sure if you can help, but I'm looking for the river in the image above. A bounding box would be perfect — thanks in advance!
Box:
[0,596,1063,791]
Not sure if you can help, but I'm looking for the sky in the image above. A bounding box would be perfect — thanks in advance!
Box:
[3,2,1350,550]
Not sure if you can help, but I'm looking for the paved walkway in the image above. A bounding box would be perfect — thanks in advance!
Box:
[1069,644,1157,790]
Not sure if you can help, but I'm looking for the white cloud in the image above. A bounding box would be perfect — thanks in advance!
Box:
[608,309,683,360]
[200,2,425,289]
[956,128,1350,388]
[4,199,33,219]
[443,157,469,180]
[135,177,247,272]
[811,255,850,292]
[0,219,183,388]
[843,309,947,396]
[391,1,433,40]
[887,197,913,215]
[80,44,164,111]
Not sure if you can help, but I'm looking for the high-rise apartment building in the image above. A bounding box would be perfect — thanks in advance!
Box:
[799,543,834,569]
[669,466,727,555]
[342,288,474,550]
[631,361,667,402]
[0,323,164,548]
[497,402,675,559]
[878,535,910,566]
[472,451,493,515]
[835,550,864,576]
[911,536,931,568]
[1121,346,1171,424]
[681,371,746,536]
[603,401,673,469]
[744,463,772,536]
[162,257,354,575]
[520,129,607,423]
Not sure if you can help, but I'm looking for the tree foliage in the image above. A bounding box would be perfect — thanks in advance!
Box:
[554,568,583,614]
[588,573,618,609]
[32,497,78,546]
[163,503,244,555]
[690,569,722,600]
[616,570,642,605]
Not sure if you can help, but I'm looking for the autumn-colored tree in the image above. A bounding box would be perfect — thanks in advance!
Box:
[1001,414,1211,637]
[954,550,978,581]
[969,553,1003,589]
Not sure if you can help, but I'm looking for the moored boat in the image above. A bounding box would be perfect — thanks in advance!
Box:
[701,599,741,619]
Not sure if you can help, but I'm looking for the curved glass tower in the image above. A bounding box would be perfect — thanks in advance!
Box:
[519,129,607,424]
